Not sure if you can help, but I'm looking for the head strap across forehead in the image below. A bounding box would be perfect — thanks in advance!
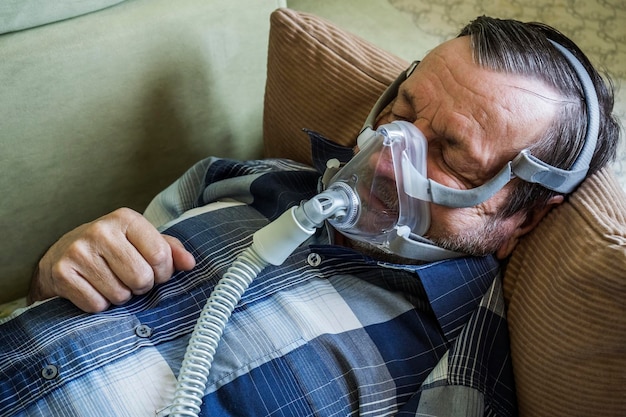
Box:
[510,40,599,193]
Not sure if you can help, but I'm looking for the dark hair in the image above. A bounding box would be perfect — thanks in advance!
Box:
[458,16,621,218]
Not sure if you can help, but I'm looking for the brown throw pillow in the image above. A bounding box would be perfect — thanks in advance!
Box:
[504,166,626,417]
[263,8,408,165]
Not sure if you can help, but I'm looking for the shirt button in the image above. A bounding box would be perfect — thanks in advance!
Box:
[41,364,59,380]
[307,253,322,267]
[135,324,153,338]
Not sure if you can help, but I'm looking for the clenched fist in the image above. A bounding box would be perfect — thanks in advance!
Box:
[29,208,196,312]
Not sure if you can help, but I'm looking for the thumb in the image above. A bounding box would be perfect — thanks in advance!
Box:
[163,235,196,271]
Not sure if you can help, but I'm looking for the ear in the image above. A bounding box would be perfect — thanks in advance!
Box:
[495,195,564,259]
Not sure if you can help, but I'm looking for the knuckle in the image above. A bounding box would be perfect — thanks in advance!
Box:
[150,246,175,284]
[60,242,95,272]
[147,243,171,266]
[64,239,89,258]
[89,208,139,237]
[111,207,137,220]
[84,220,111,241]
[50,257,76,284]
[83,298,111,313]
[131,282,153,296]
[108,287,132,306]
[126,264,156,294]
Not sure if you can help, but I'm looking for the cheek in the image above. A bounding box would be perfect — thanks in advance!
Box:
[426,200,495,240]
[369,149,395,179]
[425,154,464,191]
[427,204,474,238]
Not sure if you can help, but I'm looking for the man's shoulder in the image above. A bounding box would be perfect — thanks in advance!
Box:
[145,156,318,227]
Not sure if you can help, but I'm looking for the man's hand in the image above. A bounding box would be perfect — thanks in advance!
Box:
[28,208,196,313]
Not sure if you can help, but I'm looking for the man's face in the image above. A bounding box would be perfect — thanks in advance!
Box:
[375,36,561,258]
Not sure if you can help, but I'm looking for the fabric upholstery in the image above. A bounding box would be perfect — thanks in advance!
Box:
[504,167,626,417]
[263,7,408,166]
[0,0,284,304]
[263,8,626,417]
[0,0,126,34]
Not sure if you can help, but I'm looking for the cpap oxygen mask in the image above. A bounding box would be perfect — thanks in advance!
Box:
[323,120,463,261]
[326,120,430,240]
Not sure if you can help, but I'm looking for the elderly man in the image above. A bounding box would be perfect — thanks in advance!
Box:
[2,15,619,417]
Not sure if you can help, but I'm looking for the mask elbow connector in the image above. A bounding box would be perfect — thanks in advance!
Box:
[253,184,358,266]
[252,207,315,266]
[295,182,360,229]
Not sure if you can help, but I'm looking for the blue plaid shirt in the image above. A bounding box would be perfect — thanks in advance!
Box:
[0,135,516,416]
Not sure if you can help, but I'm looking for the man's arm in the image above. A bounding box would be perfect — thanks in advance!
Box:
[28,207,196,313]
[28,156,299,313]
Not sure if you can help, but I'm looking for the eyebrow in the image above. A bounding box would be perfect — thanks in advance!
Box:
[399,87,458,145]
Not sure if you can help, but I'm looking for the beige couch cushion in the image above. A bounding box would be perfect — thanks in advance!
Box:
[263,8,626,416]
[0,0,126,34]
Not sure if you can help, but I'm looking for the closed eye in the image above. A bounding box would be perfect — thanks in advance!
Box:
[390,90,416,123]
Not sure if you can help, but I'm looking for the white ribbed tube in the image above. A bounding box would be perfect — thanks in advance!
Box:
[164,246,267,417]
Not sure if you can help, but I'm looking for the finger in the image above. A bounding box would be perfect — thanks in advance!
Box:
[101,236,159,296]
[123,221,176,290]
[86,208,169,295]
[64,276,113,313]
[164,235,196,274]
[58,240,134,307]
[50,257,116,313]
[81,213,157,297]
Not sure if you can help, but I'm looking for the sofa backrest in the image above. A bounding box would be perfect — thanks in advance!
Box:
[0,0,284,304]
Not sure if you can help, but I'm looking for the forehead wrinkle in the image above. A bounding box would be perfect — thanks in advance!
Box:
[412,53,505,180]
[425,47,498,133]
[510,84,573,105]
[446,86,526,182]
[408,40,556,181]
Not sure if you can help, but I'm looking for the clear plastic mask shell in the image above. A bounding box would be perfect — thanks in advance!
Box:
[327,121,431,250]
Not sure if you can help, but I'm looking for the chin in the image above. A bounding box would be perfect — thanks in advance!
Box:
[346,239,427,265]
[428,219,509,258]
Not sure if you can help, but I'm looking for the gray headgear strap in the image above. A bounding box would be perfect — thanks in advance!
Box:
[511,40,599,193]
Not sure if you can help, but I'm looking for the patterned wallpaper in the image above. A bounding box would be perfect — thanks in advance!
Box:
[389,0,624,78]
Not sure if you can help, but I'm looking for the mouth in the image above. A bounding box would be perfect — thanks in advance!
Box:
[356,174,399,231]
[368,182,398,214]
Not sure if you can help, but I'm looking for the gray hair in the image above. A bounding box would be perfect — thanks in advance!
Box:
[458,16,621,218]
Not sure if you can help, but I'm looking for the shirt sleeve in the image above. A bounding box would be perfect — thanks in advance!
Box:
[143,156,222,228]
[143,156,318,229]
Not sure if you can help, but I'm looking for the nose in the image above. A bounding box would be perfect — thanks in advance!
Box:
[410,120,435,142]
[369,147,395,180]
